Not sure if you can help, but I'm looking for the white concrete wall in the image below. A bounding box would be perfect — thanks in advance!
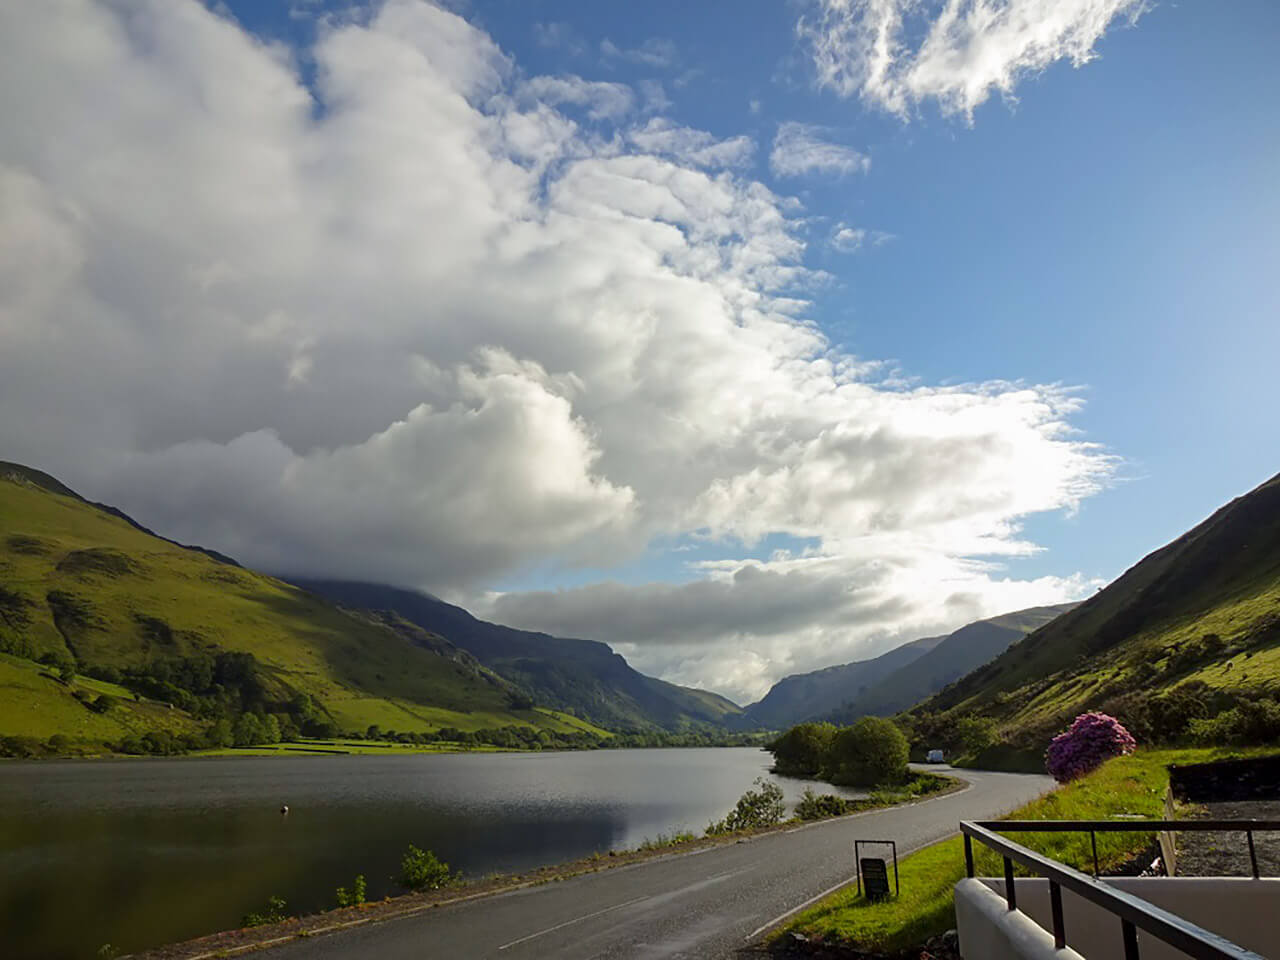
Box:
[957,876,1280,960]
[955,879,1087,960]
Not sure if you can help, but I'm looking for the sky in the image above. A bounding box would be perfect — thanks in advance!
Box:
[1,0,1276,704]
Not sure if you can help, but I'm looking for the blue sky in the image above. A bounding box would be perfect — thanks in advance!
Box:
[3,0,1276,699]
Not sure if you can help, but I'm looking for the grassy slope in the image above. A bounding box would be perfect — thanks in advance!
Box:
[914,471,1280,741]
[0,468,608,742]
[785,747,1279,951]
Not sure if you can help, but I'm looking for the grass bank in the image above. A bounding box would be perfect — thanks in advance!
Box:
[780,747,1280,953]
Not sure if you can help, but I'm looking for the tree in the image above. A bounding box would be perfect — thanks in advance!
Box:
[768,722,837,777]
[707,778,787,834]
[233,713,264,747]
[824,717,909,787]
[207,718,234,748]
[262,714,282,744]
[953,716,997,756]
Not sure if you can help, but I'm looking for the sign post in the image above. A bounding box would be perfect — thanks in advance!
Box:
[854,840,900,901]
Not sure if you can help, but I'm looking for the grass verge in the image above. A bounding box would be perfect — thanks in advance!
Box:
[780,747,1280,953]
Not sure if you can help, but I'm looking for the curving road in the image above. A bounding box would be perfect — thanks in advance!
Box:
[263,766,1053,959]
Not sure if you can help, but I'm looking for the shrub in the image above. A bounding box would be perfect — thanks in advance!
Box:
[1045,712,1136,782]
[242,895,288,927]
[1188,698,1280,746]
[768,722,837,777]
[334,874,367,908]
[707,777,786,834]
[398,845,458,891]
[824,717,909,787]
[793,787,852,821]
[90,694,116,714]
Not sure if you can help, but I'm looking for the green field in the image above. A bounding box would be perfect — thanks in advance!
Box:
[783,747,1279,952]
[0,466,610,750]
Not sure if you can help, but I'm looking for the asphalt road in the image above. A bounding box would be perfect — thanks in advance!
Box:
[265,766,1054,960]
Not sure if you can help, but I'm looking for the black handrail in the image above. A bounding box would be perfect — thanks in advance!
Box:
[961,820,1273,960]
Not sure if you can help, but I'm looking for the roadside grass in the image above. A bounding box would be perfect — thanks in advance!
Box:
[781,747,1280,953]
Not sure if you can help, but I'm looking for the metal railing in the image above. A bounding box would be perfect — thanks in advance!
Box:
[961,819,1280,960]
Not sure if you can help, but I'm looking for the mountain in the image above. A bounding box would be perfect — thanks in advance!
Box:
[0,462,605,747]
[829,602,1079,722]
[914,470,1280,747]
[288,579,743,731]
[738,635,946,730]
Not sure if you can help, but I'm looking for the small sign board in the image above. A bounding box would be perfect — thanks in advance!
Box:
[860,858,891,900]
[855,839,900,900]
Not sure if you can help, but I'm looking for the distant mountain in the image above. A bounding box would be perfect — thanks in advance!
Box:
[829,602,1079,723]
[915,470,1280,747]
[0,462,606,747]
[737,635,946,731]
[288,579,743,731]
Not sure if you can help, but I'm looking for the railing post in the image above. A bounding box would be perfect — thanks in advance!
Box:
[1121,918,1140,960]
[1247,830,1259,879]
[1003,856,1017,911]
[964,833,974,878]
[1091,830,1100,878]
[1049,880,1066,949]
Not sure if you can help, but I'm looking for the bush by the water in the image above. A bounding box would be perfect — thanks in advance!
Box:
[334,874,367,908]
[241,895,288,928]
[826,717,909,787]
[768,722,837,777]
[1045,712,1135,782]
[707,777,786,835]
[398,845,458,891]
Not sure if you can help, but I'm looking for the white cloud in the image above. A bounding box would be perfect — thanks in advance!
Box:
[770,121,871,177]
[601,36,678,69]
[627,118,755,169]
[830,223,894,252]
[0,0,1113,701]
[520,74,635,120]
[798,0,1148,120]
[533,21,585,56]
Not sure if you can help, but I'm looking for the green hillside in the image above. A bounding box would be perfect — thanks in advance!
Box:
[289,579,744,730]
[830,602,1078,722]
[911,470,1280,751]
[0,463,607,752]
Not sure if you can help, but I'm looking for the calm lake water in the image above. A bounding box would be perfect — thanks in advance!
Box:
[0,747,862,959]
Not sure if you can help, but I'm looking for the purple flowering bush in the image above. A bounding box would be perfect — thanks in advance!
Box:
[1045,712,1136,782]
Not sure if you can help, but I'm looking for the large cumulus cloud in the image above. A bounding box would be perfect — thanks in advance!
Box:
[1,0,1112,701]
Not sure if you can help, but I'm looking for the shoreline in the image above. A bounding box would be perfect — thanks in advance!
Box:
[130,772,967,960]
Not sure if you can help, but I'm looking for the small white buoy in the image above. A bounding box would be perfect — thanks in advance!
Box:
[280,804,289,815]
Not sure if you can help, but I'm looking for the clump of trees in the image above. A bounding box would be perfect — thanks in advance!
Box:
[1045,712,1136,782]
[769,716,909,787]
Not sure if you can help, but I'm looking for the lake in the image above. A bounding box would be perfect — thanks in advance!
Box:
[0,747,862,958]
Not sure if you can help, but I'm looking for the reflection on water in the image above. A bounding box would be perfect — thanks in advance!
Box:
[0,747,862,958]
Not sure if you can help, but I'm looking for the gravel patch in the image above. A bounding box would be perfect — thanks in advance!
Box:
[1176,800,1280,878]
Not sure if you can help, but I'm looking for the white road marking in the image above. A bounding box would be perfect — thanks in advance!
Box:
[497,895,650,951]
[743,774,988,941]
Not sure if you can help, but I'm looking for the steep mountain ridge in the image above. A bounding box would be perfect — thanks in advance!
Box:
[830,602,1079,722]
[914,470,1280,746]
[739,635,945,730]
[288,579,743,730]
